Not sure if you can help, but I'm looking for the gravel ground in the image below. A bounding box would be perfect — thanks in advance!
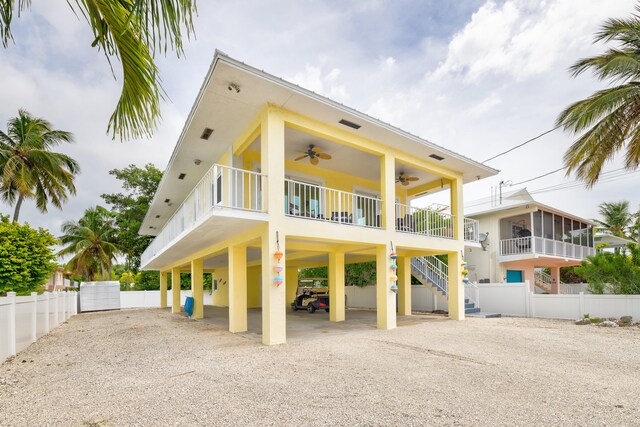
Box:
[1,309,640,426]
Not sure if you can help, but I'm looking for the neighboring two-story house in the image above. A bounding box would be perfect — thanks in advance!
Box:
[139,52,498,344]
[464,188,596,294]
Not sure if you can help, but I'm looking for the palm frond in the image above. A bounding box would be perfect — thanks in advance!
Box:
[0,0,30,48]
[71,0,195,140]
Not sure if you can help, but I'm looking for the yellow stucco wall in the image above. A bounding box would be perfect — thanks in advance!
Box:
[212,268,229,307]
[247,266,261,308]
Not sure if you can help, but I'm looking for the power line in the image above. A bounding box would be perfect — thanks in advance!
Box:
[482,125,561,163]
[529,167,636,195]
[510,167,565,186]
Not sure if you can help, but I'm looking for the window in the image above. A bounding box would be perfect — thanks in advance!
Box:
[563,217,572,243]
[543,211,553,239]
[211,171,223,206]
[553,214,563,241]
[533,211,542,237]
[284,178,324,218]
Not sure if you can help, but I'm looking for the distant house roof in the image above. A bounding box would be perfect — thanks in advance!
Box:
[595,231,635,248]
[465,188,595,225]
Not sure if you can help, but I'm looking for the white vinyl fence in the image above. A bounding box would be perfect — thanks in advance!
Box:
[345,283,640,320]
[119,290,212,309]
[475,282,640,319]
[1,291,77,364]
[345,285,448,312]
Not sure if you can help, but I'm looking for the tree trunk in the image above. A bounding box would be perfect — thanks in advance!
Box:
[12,194,24,223]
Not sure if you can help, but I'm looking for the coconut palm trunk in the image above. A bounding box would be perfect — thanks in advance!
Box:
[12,193,24,223]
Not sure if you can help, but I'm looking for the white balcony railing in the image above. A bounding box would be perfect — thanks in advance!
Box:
[395,203,454,239]
[499,236,595,259]
[464,217,480,243]
[284,179,382,228]
[395,204,479,242]
[141,164,267,266]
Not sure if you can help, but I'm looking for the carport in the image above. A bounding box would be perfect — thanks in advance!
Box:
[197,305,439,342]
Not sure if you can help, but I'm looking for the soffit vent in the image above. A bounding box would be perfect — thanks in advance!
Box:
[339,119,361,130]
[429,154,445,161]
[178,173,186,180]
[201,128,214,140]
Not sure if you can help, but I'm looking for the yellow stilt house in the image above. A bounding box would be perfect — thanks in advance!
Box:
[140,51,498,345]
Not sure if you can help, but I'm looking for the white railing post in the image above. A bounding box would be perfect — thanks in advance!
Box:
[53,292,59,326]
[31,292,38,343]
[7,292,16,357]
[44,292,50,333]
[63,291,67,320]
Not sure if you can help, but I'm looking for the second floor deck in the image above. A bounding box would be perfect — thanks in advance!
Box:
[140,164,480,267]
[497,209,595,261]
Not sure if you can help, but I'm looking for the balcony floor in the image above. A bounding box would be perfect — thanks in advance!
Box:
[142,209,267,270]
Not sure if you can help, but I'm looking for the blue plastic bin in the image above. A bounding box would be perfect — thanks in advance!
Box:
[184,296,194,317]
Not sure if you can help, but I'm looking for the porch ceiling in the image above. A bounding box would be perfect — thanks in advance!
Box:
[247,127,442,189]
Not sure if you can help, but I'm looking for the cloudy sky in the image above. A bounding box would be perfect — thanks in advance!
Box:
[1,0,638,234]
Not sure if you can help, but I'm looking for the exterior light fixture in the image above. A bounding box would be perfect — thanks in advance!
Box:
[178,173,186,180]
[227,82,241,93]
[194,159,202,165]
[164,199,170,203]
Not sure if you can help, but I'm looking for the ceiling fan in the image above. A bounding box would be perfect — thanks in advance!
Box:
[396,173,420,186]
[294,145,332,165]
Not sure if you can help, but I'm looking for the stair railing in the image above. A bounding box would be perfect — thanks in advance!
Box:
[411,256,449,296]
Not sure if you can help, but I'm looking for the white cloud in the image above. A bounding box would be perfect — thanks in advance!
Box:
[288,65,349,102]
[433,0,635,82]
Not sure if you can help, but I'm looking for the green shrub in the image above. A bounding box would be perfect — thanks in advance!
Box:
[0,216,56,295]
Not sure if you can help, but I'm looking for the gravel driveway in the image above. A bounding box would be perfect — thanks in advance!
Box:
[1,309,639,426]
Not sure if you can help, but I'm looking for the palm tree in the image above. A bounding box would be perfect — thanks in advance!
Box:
[557,7,640,187]
[0,109,80,222]
[0,1,196,140]
[595,201,632,238]
[58,206,120,281]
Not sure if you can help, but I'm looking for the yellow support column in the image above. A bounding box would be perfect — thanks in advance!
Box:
[450,176,464,241]
[397,256,412,316]
[260,107,287,345]
[261,227,287,345]
[285,267,298,309]
[376,244,396,330]
[329,252,345,322]
[191,258,204,319]
[159,271,168,308]
[171,267,181,313]
[380,153,396,231]
[229,245,248,333]
[447,250,465,320]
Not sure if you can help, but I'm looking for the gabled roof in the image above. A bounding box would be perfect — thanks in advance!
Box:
[141,51,499,235]
[465,188,595,225]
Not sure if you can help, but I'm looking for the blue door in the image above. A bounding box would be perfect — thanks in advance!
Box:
[506,270,523,283]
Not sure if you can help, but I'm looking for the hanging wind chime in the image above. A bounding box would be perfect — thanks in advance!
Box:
[273,231,284,286]
[389,242,398,293]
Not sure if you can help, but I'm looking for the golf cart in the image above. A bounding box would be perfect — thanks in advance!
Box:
[291,279,329,313]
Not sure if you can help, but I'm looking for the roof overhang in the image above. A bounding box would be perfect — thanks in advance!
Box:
[141,51,499,235]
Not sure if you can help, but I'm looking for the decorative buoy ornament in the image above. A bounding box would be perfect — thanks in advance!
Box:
[390,283,398,293]
[274,275,283,286]
[274,250,283,261]
[389,251,397,260]
[274,265,283,273]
